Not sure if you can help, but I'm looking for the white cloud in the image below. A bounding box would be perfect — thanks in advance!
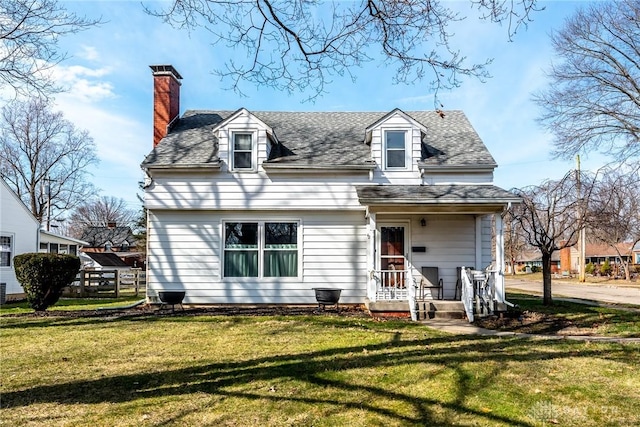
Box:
[78,45,99,61]
[51,64,116,102]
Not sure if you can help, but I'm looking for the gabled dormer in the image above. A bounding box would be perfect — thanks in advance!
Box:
[212,108,279,172]
[365,109,427,179]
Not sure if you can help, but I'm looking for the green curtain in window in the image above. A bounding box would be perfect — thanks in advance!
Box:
[264,251,298,277]
[224,251,258,277]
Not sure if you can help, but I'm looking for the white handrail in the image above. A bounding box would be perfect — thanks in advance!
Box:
[408,270,417,321]
[460,266,475,323]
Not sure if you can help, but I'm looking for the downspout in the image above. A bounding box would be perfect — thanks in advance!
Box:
[367,212,377,301]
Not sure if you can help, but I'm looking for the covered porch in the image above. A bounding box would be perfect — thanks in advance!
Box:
[356,185,520,321]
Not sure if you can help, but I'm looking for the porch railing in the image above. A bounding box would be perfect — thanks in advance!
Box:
[460,267,497,323]
[371,269,410,301]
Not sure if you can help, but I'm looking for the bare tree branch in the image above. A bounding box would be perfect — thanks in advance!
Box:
[511,171,592,305]
[145,0,543,103]
[65,196,138,239]
[0,0,101,98]
[585,166,640,280]
[534,0,640,164]
[0,97,98,224]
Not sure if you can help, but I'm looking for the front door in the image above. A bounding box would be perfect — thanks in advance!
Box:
[378,224,408,290]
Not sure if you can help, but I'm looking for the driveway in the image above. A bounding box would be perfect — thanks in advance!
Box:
[505,278,640,307]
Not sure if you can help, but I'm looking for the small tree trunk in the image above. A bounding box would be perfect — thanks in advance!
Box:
[541,251,553,306]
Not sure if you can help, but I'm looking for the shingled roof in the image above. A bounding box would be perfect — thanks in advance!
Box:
[80,226,135,248]
[356,185,520,205]
[141,110,497,169]
[83,252,129,267]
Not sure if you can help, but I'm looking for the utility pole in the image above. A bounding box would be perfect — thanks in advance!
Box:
[44,176,53,232]
[577,156,586,282]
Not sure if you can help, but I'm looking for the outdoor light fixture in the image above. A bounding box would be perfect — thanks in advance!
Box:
[420,218,426,227]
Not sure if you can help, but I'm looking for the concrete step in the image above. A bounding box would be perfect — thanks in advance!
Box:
[415,300,465,320]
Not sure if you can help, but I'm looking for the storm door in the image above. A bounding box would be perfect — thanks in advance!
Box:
[378,225,408,292]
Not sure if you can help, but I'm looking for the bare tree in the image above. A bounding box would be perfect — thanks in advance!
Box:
[0,0,100,97]
[534,0,640,164]
[0,97,98,226]
[511,172,593,305]
[65,196,138,239]
[585,167,640,280]
[146,0,541,102]
[503,208,528,275]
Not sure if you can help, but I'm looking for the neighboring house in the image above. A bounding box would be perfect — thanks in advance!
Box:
[81,252,130,270]
[80,224,145,269]
[561,242,634,273]
[80,223,136,252]
[141,65,520,311]
[40,231,87,256]
[634,242,640,265]
[0,179,87,301]
[514,250,560,274]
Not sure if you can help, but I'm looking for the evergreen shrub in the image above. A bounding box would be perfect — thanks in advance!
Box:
[13,253,81,311]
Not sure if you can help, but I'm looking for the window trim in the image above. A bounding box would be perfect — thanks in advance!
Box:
[230,129,258,172]
[383,128,410,171]
[0,234,14,268]
[222,220,301,280]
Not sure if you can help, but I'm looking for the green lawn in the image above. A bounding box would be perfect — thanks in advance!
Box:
[1,310,639,426]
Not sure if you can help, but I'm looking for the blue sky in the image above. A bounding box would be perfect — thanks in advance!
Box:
[47,0,606,211]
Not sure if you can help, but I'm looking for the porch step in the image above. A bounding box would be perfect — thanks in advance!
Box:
[415,300,466,320]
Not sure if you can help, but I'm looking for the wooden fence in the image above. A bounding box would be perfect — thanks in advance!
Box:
[64,269,146,298]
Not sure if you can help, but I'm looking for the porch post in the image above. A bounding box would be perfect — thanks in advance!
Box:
[367,212,377,301]
[475,216,482,270]
[494,213,505,304]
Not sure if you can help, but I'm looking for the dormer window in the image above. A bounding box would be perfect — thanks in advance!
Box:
[385,130,407,169]
[232,132,255,171]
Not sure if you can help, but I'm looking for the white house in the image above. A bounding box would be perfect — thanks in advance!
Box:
[141,65,520,316]
[1,179,88,302]
[1,179,40,301]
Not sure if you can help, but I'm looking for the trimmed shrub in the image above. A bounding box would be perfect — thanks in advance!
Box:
[13,253,81,311]
[600,260,612,276]
[585,262,595,275]
[530,266,541,273]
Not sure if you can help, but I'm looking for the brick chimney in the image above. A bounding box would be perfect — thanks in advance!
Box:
[150,65,182,147]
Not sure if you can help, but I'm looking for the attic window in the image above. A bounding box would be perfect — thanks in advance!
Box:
[385,130,407,169]
[231,132,255,171]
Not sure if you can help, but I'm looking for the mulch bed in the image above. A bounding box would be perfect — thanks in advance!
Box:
[5,304,372,320]
[7,304,607,336]
[474,311,596,336]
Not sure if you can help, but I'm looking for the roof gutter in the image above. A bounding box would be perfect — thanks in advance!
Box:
[418,164,497,174]
[142,161,222,172]
[262,163,376,172]
[359,197,522,205]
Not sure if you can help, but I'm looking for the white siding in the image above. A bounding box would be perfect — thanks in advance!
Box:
[145,173,371,210]
[147,210,368,304]
[481,215,494,269]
